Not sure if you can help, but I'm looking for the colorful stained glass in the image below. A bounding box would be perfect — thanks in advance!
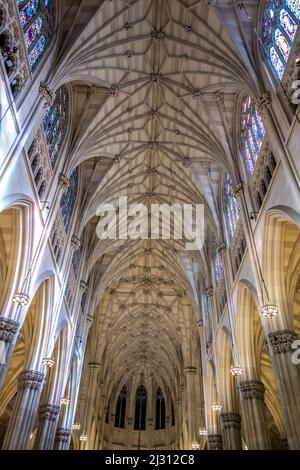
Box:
[203,290,210,320]
[24,16,43,48]
[240,97,266,176]
[263,1,300,81]
[225,174,240,241]
[17,0,54,71]
[280,10,298,40]
[43,86,69,168]
[286,0,300,19]
[214,252,224,284]
[270,46,285,79]
[60,168,79,233]
[18,0,39,28]
[275,28,291,59]
[28,34,46,67]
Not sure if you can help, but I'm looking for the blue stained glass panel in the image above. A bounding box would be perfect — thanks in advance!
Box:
[18,0,39,28]
[225,174,240,240]
[28,34,46,67]
[286,0,300,19]
[24,16,42,49]
[214,252,224,284]
[280,9,298,40]
[275,28,291,60]
[60,168,79,233]
[270,46,285,79]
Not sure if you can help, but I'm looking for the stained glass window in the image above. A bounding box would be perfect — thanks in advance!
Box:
[16,0,55,69]
[214,251,224,284]
[43,86,69,167]
[263,0,300,80]
[240,96,266,176]
[72,230,85,276]
[202,290,210,320]
[225,174,240,241]
[60,168,79,233]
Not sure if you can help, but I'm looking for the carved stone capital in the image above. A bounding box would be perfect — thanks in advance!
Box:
[216,242,226,256]
[231,182,244,198]
[88,362,101,370]
[256,92,272,116]
[17,370,45,391]
[58,174,69,193]
[184,367,197,375]
[221,412,241,429]
[207,434,222,450]
[86,313,93,325]
[38,403,60,421]
[238,380,265,400]
[55,427,71,443]
[206,287,214,298]
[268,330,298,355]
[39,82,55,109]
[71,235,81,249]
[0,317,19,344]
[215,91,224,105]
[80,280,88,293]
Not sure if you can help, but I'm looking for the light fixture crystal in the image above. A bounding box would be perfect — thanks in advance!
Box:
[231,365,243,377]
[261,303,278,319]
[199,427,207,436]
[191,441,200,450]
[72,423,81,430]
[42,357,55,369]
[211,404,222,412]
[80,434,88,442]
[61,398,70,406]
[12,292,30,306]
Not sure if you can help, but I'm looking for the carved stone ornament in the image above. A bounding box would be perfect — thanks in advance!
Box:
[55,427,71,442]
[39,82,55,109]
[0,317,19,344]
[38,404,60,421]
[231,182,244,198]
[216,242,226,256]
[17,370,45,391]
[58,174,70,193]
[80,280,88,293]
[238,380,265,400]
[71,235,81,249]
[268,330,298,355]
[256,92,272,116]
[221,412,241,429]
[207,434,223,450]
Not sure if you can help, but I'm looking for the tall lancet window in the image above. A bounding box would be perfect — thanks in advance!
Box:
[43,86,69,168]
[134,385,147,431]
[262,0,300,80]
[241,97,266,176]
[155,388,166,430]
[225,174,240,241]
[60,168,79,233]
[16,0,55,69]
[114,386,127,429]
[214,251,224,285]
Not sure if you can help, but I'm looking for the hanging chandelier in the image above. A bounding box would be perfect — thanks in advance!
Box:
[191,441,200,450]
[211,404,222,413]
[72,423,81,431]
[12,292,30,306]
[42,357,55,369]
[230,365,243,376]
[199,427,207,436]
[80,434,88,442]
[61,398,70,406]
[261,303,278,319]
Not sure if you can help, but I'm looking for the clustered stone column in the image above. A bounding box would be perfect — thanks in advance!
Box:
[2,369,45,449]
[267,329,300,449]
[207,434,223,450]
[0,317,19,388]
[184,367,197,447]
[54,427,72,450]
[33,403,61,450]
[238,380,271,450]
[220,412,242,450]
